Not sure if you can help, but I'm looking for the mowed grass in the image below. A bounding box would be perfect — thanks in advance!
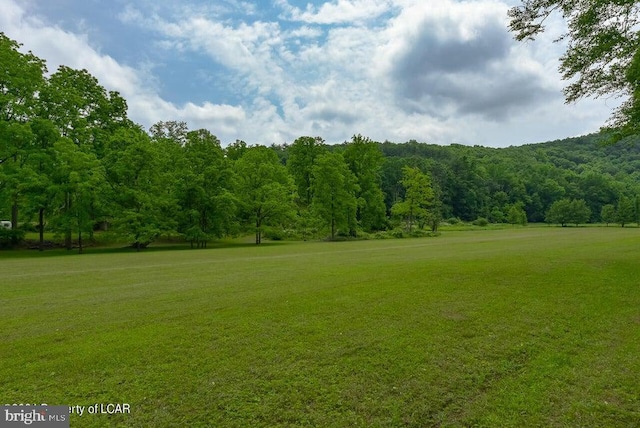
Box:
[2,228,640,427]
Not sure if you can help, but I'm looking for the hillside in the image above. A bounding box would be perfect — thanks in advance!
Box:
[372,132,640,223]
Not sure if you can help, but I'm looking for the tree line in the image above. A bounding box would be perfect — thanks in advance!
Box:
[1,33,639,251]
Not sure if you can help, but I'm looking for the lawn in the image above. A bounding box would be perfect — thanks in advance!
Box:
[2,227,640,427]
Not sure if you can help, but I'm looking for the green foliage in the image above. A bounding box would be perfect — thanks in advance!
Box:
[600,204,616,225]
[47,137,107,253]
[489,207,506,223]
[616,196,636,227]
[311,152,359,240]
[40,66,129,155]
[507,204,528,226]
[392,166,434,232]
[446,217,461,225]
[103,126,176,250]
[473,217,489,227]
[0,228,24,248]
[287,136,326,207]
[234,146,295,244]
[546,198,591,227]
[0,32,46,122]
[508,0,640,135]
[177,128,237,247]
[3,30,640,251]
[342,134,387,232]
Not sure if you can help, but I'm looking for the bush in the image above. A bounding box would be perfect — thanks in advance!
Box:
[373,231,392,239]
[0,228,25,249]
[391,229,405,239]
[472,217,489,227]
[409,229,432,238]
[20,222,38,233]
[263,227,300,241]
[446,217,461,225]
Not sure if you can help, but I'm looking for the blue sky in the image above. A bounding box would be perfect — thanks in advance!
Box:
[1,0,619,146]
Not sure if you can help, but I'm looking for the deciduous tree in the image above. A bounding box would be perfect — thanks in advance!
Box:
[49,137,105,253]
[507,203,528,226]
[616,196,636,227]
[343,134,387,231]
[600,203,616,226]
[0,33,47,231]
[311,152,359,239]
[287,136,326,207]
[178,129,237,247]
[546,198,591,226]
[103,126,176,250]
[509,0,640,135]
[391,166,434,233]
[234,146,295,244]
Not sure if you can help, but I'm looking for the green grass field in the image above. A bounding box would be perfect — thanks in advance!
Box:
[2,228,640,427]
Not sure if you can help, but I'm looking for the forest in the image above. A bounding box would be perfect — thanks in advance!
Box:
[2,32,640,251]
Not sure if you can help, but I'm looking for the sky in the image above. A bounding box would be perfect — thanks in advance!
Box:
[0,0,622,147]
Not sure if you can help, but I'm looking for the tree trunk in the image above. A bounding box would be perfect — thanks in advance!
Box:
[38,208,44,252]
[11,205,18,230]
[331,217,335,240]
[11,197,18,230]
[255,216,261,244]
[330,198,335,240]
[65,193,72,250]
[78,229,83,254]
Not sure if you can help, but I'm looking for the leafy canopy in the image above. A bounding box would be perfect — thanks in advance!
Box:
[508,0,640,135]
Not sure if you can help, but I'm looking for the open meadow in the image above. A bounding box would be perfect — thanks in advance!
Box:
[2,227,640,427]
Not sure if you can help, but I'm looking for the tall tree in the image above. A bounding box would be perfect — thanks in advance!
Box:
[391,166,434,233]
[40,66,129,156]
[311,152,359,240]
[0,33,47,231]
[178,129,237,247]
[23,118,60,250]
[546,198,591,226]
[234,146,295,244]
[0,33,46,123]
[287,136,326,207]
[103,126,176,250]
[616,196,636,227]
[149,120,188,146]
[40,66,129,248]
[601,203,616,226]
[342,134,387,231]
[507,202,528,226]
[49,138,106,253]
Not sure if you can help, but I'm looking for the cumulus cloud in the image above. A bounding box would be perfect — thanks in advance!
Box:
[0,0,247,142]
[0,0,619,146]
[276,0,394,24]
[379,0,556,120]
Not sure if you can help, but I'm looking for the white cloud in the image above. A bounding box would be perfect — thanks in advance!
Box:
[0,0,620,147]
[0,0,248,143]
[277,0,394,24]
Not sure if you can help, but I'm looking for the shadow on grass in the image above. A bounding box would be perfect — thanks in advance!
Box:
[0,239,288,259]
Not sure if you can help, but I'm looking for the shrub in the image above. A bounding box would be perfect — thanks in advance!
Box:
[0,228,25,249]
[409,229,432,238]
[472,217,489,227]
[391,229,405,239]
